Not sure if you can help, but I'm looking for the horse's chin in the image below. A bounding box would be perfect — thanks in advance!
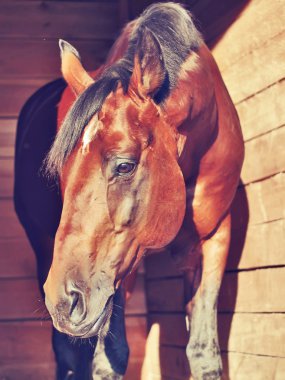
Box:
[80,298,113,339]
[52,296,113,339]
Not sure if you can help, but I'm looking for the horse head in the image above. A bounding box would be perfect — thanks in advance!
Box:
[44,29,187,337]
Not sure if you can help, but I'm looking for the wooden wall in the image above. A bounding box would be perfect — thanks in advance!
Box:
[144,0,285,379]
[0,1,147,379]
[1,0,284,379]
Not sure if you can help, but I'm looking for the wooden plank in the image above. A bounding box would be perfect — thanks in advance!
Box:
[126,316,147,358]
[0,1,118,40]
[0,119,17,158]
[244,173,285,225]
[241,126,285,184]
[146,267,285,313]
[0,278,44,320]
[219,313,285,358]
[0,82,46,117]
[211,0,285,72]
[220,31,285,104]
[126,273,147,315]
[236,79,285,141]
[0,39,111,79]
[0,238,36,278]
[0,200,26,239]
[219,267,285,313]
[0,364,54,380]
[0,320,54,363]
[0,157,13,198]
[222,352,285,380]
[228,219,285,270]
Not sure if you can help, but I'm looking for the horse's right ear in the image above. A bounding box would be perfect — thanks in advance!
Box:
[59,39,94,96]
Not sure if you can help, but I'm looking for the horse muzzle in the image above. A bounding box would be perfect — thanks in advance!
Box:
[44,279,114,337]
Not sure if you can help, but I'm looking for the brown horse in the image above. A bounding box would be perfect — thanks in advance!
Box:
[43,3,244,379]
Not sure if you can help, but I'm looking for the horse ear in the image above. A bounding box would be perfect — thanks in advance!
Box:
[130,29,165,99]
[59,39,94,96]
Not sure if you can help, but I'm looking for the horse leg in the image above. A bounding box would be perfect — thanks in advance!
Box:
[92,284,131,379]
[185,213,231,380]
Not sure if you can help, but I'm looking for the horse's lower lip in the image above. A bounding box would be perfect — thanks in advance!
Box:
[77,295,113,338]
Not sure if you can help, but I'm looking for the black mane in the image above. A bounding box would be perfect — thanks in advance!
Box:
[45,2,202,177]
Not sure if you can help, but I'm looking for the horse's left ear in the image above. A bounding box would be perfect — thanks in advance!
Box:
[59,39,94,96]
[130,28,165,99]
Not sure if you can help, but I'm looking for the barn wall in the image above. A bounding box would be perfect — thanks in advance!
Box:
[144,0,285,379]
[0,2,146,379]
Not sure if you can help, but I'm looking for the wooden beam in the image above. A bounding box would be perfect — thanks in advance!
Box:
[242,126,285,184]
[237,79,285,142]
[0,1,118,40]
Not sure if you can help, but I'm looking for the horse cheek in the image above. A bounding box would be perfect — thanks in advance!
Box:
[139,151,186,248]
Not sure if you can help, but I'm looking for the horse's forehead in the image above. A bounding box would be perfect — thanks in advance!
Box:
[100,90,158,130]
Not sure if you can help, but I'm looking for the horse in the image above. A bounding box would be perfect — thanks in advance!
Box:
[16,3,244,379]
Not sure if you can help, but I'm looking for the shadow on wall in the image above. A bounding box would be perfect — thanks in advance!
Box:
[144,182,249,379]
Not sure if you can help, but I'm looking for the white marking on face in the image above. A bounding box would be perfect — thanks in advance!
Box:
[82,114,101,155]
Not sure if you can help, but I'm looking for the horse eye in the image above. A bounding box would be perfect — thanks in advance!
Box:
[116,162,136,175]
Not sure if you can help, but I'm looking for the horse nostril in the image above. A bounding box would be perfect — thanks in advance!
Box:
[68,290,86,325]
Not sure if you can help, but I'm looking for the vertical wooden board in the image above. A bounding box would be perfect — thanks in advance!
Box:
[125,316,147,380]
[0,157,14,198]
[241,126,285,184]
[0,278,44,320]
[0,200,27,238]
[0,238,36,278]
[0,1,119,39]
[220,31,285,104]
[236,79,285,141]
[0,118,17,158]
[245,173,285,224]
[219,267,285,312]
[222,352,285,380]
[228,219,285,270]
[125,273,147,315]
[212,0,285,71]
[219,313,285,357]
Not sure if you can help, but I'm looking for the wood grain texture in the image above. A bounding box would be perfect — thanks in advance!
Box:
[0,238,36,278]
[0,199,26,238]
[244,173,285,225]
[228,219,285,270]
[0,82,46,117]
[0,39,112,79]
[219,267,285,313]
[241,126,285,184]
[219,313,285,358]
[212,0,285,72]
[237,79,285,141]
[0,119,17,158]
[146,267,285,314]
[220,31,285,104]
[0,1,118,40]
[222,352,285,380]
[0,157,13,198]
